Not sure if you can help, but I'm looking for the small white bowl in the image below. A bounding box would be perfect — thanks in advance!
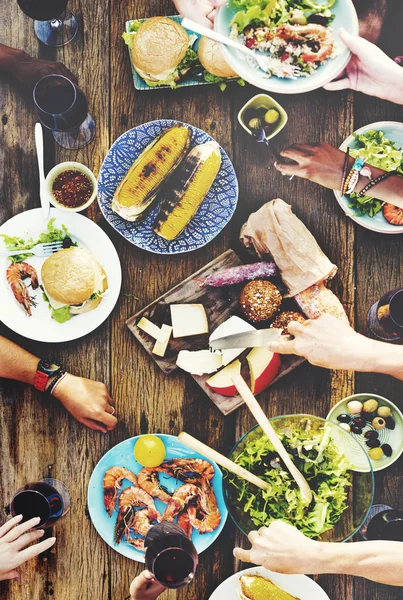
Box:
[45,161,97,212]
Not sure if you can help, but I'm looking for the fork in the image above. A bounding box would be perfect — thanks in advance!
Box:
[0,241,64,258]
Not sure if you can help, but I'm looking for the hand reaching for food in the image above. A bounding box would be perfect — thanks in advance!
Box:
[129,570,166,600]
[323,28,403,105]
[52,374,117,433]
[173,0,226,29]
[0,515,56,582]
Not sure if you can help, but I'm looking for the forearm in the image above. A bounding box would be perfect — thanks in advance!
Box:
[372,340,403,380]
[317,541,403,585]
[0,336,39,386]
[346,156,403,208]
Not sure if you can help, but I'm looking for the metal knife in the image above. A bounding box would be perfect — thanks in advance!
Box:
[209,328,283,351]
[35,122,50,221]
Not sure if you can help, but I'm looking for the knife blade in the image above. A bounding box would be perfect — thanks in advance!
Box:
[35,122,50,221]
[209,328,282,350]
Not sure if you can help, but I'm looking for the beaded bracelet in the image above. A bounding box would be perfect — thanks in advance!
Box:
[345,157,365,195]
[47,369,67,395]
[357,170,397,198]
[340,148,350,193]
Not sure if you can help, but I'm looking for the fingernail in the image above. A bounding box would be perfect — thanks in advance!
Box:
[38,529,45,535]
[144,571,153,580]
[15,514,23,521]
[395,57,401,65]
[49,537,56,543]
[33,517,41,522]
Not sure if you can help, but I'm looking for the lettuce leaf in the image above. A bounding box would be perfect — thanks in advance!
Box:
[0,218,73,263]
[51,305,71,324]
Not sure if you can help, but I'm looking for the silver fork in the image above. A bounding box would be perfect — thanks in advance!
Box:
[0,241,64,257]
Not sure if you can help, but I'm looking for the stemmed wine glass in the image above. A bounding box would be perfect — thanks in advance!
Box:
[360,504,403,542]
[367,288,403,343]
[33,74,95,150]
[17,0,78,47]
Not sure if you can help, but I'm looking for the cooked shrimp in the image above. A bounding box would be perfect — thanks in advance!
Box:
[103,466,138,516]
[177,510,192,539]
[137,467,171,503]
[114,486,161,544]
[163,484,200,522]
[276,23,334,63]
[126,509,154,551]
[188,480,221,534]
[160,458,214,483]
[6,262,39,316]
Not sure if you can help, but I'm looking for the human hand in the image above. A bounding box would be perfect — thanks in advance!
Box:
[52,374,117,433]
[323,28,403,105]
[130,570,166,600]
[234,521,320,574]
[268,314,376,371]
[0,515,56,582]
[9,50,77,95]
[173,0,227,28]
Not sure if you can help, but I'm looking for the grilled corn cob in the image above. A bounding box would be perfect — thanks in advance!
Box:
[153,141,221,240]
[112,124,191,221]
[239,574,300,600]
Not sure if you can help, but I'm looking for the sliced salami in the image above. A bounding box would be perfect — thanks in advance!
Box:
[204,261,278,287]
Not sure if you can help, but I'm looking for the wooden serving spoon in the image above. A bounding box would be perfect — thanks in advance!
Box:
[231,373,313,504]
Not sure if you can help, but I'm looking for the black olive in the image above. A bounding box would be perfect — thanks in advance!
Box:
[351,425,363,435]
[381,444,393,457]
[366,439,381,448]
[363,411,377,422]
[337,413,350,423]
[62,236,73,248]
[364,430,379,440]
[385,417,396,430]
[308,13,330,26]
[352,417,366,428]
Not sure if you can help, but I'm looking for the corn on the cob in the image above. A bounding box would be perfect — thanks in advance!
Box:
[239,574,300,600]
[153,141,221,240]
[112,124,191,221]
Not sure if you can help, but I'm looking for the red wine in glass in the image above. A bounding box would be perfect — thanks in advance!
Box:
[34,75,95,149]
[145,522,198,589]
[367,288,403,343]
[366,509,403,542]
[11,479,70,528]
[16,0,78,47]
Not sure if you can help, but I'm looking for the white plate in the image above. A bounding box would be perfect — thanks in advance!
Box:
[209,566,330,600]
[334,121,403,234]
[0,208,122,343]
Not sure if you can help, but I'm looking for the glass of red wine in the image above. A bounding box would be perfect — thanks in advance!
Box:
[361,505,403,542]
[17,0,78,47]
[367,288,403,343]
[33,74,95,150]
[145,522,198,589]
[10,478,71,529]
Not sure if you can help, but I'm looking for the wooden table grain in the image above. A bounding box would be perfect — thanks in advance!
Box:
[1,1,403,599]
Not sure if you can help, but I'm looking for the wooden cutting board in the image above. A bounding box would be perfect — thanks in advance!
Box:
[126,249,305,415]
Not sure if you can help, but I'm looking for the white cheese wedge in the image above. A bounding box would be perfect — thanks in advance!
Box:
[170,304,208,338]
[176,350,222,376]
[210,316,256,366]
[152,324,172,358]
[137,317,167,343]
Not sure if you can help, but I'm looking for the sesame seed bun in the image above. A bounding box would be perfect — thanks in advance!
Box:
[198,37,238,78]
[131,17,189,80]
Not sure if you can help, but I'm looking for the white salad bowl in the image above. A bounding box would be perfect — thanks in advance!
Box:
[215,0,358,94]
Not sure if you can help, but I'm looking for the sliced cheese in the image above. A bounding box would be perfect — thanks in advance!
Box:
[152,324,172,358]
[137,317,167,343]
[41,282,68,310]
[170,304,208,338]
[176,350,222,376]
[210,315,256,366]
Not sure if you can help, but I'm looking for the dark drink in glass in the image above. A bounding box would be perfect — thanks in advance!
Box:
[34,75,95,149]
[16,0,78,47]
[367,288,403,343]
[366,509,403,542]
[11,479,70,529]
[145,522,198,589]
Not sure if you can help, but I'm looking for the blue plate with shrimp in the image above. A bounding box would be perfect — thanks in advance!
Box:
[87,434,228,563]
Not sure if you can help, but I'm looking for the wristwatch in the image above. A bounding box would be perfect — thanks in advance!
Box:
[33,359,63,392]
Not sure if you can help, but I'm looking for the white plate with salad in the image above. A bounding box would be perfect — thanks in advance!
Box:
[215,0,358,94]
[209,566,330,600]
[335,121,403,234]
[0,208,122,343]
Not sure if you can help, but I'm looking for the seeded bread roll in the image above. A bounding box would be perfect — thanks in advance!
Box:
[239,280,282,323]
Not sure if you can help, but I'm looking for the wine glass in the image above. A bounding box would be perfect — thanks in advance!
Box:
[367,288,403,343]
[33,74,95,150]
[360,504,403,542]
[145,522,198,589]
[10,478,71,529]
[17,0,78,47]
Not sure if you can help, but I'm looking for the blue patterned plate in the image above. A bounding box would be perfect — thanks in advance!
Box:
[97,120,238,254]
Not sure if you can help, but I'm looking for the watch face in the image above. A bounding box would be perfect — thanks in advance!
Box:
[39,359,62,375]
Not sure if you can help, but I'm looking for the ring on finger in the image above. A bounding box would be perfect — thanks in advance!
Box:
[110,407,116,416]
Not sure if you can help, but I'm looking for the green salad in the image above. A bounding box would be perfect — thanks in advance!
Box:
[229,420,351,538]
[0,219,73,264]
[348,130,403,217]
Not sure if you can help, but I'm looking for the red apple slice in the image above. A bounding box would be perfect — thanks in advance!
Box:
[246,347,281,395]
[206,359,241,397]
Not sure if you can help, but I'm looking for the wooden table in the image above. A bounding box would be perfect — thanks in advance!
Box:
[1,1,403,599]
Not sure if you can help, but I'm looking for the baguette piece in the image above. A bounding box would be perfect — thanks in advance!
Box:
[295,282,348,322]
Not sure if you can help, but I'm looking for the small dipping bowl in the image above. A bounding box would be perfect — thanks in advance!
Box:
[45,161,97,212]
[238,93,288,140]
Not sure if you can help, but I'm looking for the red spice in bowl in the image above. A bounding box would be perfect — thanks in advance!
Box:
[52,169,93,209]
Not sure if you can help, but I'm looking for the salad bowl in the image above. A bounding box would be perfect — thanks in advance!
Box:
[224,415,374,542]
[215,0,358,94]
